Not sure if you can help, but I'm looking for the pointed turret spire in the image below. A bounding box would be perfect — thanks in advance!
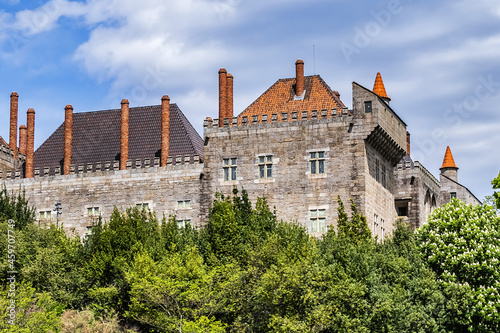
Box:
[440,146,458,170]
[373,72,391,101]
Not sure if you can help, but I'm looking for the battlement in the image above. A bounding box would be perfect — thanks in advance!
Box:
[0,154,202,180]
[395,158,441,191]
[204,107,353,131]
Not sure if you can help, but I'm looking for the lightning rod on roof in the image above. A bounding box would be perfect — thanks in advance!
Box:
[313,45,316,75]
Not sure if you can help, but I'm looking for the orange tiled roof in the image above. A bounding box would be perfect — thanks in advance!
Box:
[440,146,459,170]
[373,72,390,101]
[0,135,7,147]
[237,75,345,124]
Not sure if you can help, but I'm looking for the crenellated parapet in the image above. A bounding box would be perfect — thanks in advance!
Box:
[204,107,352,130]
[0,154,202,180]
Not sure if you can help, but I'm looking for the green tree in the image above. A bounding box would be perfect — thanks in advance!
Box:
[492,171,500,210]
[336,197,371,242]
[0,186,35,230]
[415,199,500,331]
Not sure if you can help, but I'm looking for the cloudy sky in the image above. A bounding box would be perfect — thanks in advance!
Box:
[0,0,499,201]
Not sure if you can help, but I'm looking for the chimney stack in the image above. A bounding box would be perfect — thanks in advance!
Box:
[226,73,234,120]
[161,95,170,167]
[25,108,35,178]
[406,131,410,156]
[64,105,73,175]
[9,92,19,159]
[218,68,227,127]
[19,125,27,156]
[120,99,129,170]
[295,59,304,98]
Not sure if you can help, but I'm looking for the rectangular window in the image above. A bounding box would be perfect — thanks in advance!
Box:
[381,165,387,188]
[39,211,51,219]
[87,207,100,216]
[375,159,380,182]
[373,214,379,236]
[364,101,372,113]
[258,155,273,179]
[310,209,326,233]
[310,151,325,175]
[177,200,191,209]
[223,158,237,181]
[136,203,149,210]
[381,219,385,241]
[177,218,191,229]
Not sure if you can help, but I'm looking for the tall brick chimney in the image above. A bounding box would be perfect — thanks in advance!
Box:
[120,99,129,170]
[226,73,233,120]
[295,59,304,98]
[9,92,19,159]
[406,131,410,156]
[25,108,35,178]
[161,95,170,167]
[64,105,73,175]
[218,68,227,127]
[19,125,27,156]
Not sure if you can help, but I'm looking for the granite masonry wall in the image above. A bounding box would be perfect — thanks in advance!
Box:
[2,161,204,236]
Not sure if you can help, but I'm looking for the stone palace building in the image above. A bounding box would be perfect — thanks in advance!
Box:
[0,60,480,238]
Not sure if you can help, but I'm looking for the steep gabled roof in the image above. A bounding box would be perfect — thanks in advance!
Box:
[237,75,345,122]
[440,146,458,170]
[0,135,7,147]
[33,103,203,173]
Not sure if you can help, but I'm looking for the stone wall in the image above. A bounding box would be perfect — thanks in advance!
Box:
[0,144,24,179]
[2,162,204,236]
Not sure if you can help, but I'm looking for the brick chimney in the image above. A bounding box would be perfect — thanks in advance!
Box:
[19,125,27,155]
[295,59,304,98]
[406,131,410,156]
[218,68,227,127]
[9,92,19,159]
[226,73,233,120]
[161,95,170,167]
[25,108,35,178]
[64,105,73,175]
[120,99,129,170]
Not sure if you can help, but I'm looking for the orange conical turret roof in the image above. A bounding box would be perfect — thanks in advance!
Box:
[373,72,391,101]
[440,146,459,170]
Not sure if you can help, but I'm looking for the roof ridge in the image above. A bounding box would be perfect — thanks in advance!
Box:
[170,104,204,157]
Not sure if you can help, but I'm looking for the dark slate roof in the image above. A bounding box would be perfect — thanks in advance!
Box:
[33,103,203,174]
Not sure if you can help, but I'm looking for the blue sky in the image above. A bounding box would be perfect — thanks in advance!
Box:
[0,0,499,201]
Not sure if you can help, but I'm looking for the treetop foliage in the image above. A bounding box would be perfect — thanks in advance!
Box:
[1,187,499,332]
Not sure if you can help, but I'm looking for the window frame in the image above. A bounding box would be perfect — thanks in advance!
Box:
[364,101,372,113]
[258,155,273,179]
[309,208,326,233]
[309,151,325,175]
[223,158,237,181]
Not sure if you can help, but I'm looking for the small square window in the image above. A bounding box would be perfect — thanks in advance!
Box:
[450,192,457,199]
[136,203,149,210]
[87,207,100,216]
[364,101,372,113]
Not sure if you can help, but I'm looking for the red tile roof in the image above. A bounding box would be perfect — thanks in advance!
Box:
[440,146,458,170]
[237,75,345,123]
[33,103,203,174]
[0,135,7,147]
[373,72,390,101]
